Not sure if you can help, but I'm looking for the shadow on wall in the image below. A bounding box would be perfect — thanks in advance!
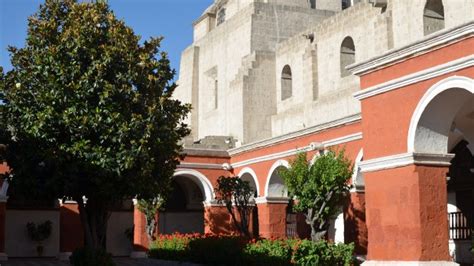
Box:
[344,193,367,255]
[204,207,236,235]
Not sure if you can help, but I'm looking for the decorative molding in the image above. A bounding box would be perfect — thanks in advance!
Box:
[354,55,474,100]
[228,114,361,156]
[348,21,474,76]
[255,197,290,204]
[177,162,227,170]
[359,153,455,173]
[322,132,362,147]
[58,198,76,205]
[203,199,257,207]
[231,132,362,169]
[182,148,229,158]
[203,200,225,207]
[222,163,233,171]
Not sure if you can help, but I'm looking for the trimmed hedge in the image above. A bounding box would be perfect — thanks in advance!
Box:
[149,233,354,266]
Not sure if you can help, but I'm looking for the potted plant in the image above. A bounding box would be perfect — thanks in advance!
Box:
[26,220,52,257]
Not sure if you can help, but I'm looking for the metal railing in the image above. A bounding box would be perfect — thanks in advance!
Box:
[448,212,472,240]
[286,213,298,238]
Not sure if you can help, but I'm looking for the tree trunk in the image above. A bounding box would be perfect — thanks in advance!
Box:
[306,208,327,242]
[239,208,251,238]
[76,197,110,250]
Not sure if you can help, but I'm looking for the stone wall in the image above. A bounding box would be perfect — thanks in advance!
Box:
[177,0,473,144]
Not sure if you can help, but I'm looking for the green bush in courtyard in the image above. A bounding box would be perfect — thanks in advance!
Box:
[148,233,191,261]
[243,239,294,266]
[292,240,354,266]
[149,233,355,266]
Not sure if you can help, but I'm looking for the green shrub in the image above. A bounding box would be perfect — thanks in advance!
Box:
[293,240,354,266]
[244,239,293,266]
[149,233,355,266]
[69,247,114,266]
[148,233,191,261]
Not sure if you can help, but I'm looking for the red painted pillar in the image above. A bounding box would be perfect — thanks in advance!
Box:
[204,203,234,235]
[58,200,83,260]
[0,198,7,261]
[256,197,288,239]
[131,200,148,258]
[344,192,367,255]
[364,164,453,263]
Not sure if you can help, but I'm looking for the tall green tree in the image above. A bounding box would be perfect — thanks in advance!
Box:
[0,0,190,249]
[280,150,352,241]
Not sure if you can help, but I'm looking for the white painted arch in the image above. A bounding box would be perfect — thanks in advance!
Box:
[264,159,290,197]
[173,169,215,204]
[237,167,260,197]
[351,148,364,192]
[407,76,474,153]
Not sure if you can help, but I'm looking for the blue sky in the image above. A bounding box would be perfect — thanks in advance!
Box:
[0,0,213,79]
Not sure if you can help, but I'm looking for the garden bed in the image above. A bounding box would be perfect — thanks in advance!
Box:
[149,233,354,266]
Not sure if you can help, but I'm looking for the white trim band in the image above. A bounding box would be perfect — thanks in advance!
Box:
[348,21,474,76]
[231,133,362,169]
[359,153,455,173]
[255,197,290,204]
[203,200,225,207]
[177,162,227,170]
[354,55,474,100]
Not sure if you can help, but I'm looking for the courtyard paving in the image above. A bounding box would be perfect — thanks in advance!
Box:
[2,258,200,266]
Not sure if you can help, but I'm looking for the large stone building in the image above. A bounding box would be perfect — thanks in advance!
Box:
[168,0,474,265]
[0,0,472,265]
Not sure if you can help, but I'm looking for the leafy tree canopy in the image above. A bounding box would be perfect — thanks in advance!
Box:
[0,0,190,248]
[280,150,352,241]
[215,176,255,238]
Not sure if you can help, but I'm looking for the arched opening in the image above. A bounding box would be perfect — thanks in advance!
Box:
[352,149,365,192]
[409,76,474,264]
[239,168,260,237]
[267,166,289,198]
[340,37,355,77]
[423,0,445,36]
[281,65,292,101]
[159,171,214,235]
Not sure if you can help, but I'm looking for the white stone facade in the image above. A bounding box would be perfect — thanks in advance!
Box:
[176,0,474,145]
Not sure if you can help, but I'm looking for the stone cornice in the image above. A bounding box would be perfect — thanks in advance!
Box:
[347,21,474,76]
[255,197,290,204]
[353,55,474,100]
[177,162,228,170]
[182,148,230,158]
[229,114,361,156]
[359,153,455,173]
